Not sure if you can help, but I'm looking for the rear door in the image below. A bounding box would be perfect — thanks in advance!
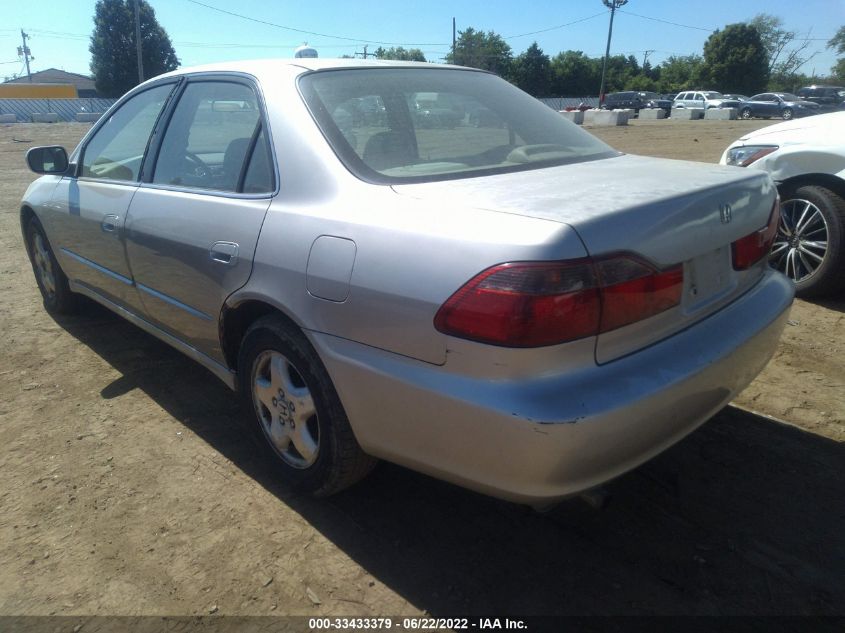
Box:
[124,77,275,363]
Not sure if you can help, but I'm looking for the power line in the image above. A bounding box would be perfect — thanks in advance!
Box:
[504,12,606,39]
[617,9,716,32]
[184,0,449,46]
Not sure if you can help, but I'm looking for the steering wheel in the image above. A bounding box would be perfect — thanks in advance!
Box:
[184,151,211,179]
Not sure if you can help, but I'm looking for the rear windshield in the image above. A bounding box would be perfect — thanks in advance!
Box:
[298,68,617,184]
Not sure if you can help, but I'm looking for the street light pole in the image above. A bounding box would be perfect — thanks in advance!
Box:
[598,0,628,106]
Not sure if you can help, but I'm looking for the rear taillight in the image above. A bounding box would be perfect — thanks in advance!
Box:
[434,255,683,347]
[732,197,780,270]
[597,258,684,333]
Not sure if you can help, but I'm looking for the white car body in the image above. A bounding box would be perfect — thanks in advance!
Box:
[721,112,845,296]
[720,112,845,181]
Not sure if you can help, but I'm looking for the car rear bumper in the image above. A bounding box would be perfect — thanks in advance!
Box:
[311,270,793,505]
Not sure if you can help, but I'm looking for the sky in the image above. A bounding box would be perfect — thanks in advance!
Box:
[1,0,843,82]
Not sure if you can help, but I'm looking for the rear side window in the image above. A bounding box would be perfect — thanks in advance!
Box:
[242,127,274,194]
[81,83,174,182]
[153,81,263,192]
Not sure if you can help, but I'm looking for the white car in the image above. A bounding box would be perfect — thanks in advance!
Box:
[673,90,741,110]
[721,111,845,296]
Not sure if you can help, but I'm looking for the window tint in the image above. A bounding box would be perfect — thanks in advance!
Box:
[81,83,173,181]
[694,94,705,101]
[153,81,261,192]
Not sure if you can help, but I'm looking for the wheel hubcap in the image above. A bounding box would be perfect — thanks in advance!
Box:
[32,232,56,297]
[770,198,828,283]
[251,350,319,469]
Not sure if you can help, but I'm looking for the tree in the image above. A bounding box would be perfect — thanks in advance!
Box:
[374,46,426,62]
[829,26,845,79]
[549,51,600,96]
[89,0,179,97]
[748,13,816,90]
[509,42,551,96]
[702,23,768,94]
[655,55,705,93]
[446,27,512,77]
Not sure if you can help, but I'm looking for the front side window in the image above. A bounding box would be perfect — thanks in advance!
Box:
[81,83,174,181]
[153,81,263,192]
[299,68,616,184]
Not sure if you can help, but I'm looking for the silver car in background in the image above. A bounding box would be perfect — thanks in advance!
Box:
[21,60,792,506]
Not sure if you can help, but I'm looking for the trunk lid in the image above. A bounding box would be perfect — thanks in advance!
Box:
[392,154,777,362]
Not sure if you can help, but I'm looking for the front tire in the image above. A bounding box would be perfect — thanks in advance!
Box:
[771,185,845,297]
[25,217,77,314]
[238,315,376,496]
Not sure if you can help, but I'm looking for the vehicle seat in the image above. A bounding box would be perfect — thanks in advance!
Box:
[221,137,251,191]
[362,131,416,171]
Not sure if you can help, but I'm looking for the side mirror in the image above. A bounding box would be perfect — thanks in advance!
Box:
[26,146,69,174]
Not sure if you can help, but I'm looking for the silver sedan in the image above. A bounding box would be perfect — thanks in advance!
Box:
[21,60,792,505]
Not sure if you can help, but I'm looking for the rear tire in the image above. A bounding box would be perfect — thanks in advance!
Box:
[740,107,752,119]
[771,184,845,297]
[782,108,794,120]
[25,217,78,314]
[237,315,377,496]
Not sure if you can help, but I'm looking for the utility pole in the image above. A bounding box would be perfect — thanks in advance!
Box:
[18,29,32,82]
[452,17,456,61]
[133,0,144,83]
[356,44,371,59]
[598,0,628,105]
[642,49,653,69]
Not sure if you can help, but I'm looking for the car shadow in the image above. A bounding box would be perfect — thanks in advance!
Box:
[53,304,845,617]
[807,295,845,314]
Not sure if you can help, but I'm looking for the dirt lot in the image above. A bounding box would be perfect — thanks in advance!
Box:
[1,120,843,622]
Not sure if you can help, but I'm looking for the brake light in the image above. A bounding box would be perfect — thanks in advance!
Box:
[597,258,684,332]
[732,197,780,270]
[434,255,683,347]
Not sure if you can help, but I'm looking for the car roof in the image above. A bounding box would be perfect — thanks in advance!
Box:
[152,58,470,83]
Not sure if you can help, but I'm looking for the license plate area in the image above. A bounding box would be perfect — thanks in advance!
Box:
[683,246,734,312]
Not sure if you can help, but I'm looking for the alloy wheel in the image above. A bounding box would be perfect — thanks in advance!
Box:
[770,198,828,283]
[31,232,56,298]
[251,350,320,469]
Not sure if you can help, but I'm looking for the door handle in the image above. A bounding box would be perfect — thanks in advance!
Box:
[101,214,120,233]
[210,241,239,266]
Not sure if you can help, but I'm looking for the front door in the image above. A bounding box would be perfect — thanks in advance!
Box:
[49,83,176,309]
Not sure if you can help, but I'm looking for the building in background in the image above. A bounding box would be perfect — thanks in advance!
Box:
[3,68,100,98]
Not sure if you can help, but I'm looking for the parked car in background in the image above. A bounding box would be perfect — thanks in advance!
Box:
[796,85,845,110]
[722,111,845,297]
[722,94,749,102]
[601,91,672,114]
[673,90,742,110]
[21,59,792,506]
[738,93,820,120]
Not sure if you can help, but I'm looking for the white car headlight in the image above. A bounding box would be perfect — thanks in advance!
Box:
[725,145,778,167]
